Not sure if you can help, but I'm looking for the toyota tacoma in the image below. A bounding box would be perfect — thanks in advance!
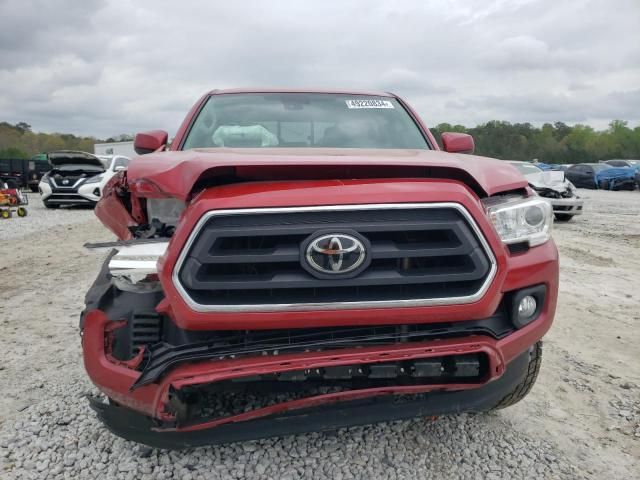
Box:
[82,89,558,448]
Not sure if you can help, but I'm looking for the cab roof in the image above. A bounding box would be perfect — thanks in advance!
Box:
[207,88,396,97]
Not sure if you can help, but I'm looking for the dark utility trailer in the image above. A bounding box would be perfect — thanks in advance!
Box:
[0,156,50,192]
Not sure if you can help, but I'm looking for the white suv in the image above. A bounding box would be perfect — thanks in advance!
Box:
[39,151,130,208]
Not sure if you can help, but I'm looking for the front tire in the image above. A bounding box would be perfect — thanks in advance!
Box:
[492,342,542,409]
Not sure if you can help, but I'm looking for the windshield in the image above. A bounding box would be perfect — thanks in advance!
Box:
[182,93,430,150]
[511,163,542,175]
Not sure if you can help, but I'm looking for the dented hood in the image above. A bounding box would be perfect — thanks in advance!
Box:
[126,148,527,200]
[524,170,570,193]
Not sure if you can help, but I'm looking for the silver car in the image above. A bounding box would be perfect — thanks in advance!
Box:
[511,162,583,222]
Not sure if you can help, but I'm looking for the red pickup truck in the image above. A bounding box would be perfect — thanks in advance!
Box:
[82,89,557,448]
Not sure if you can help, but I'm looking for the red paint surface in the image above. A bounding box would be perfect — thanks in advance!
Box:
[125,148,525,201]
[94,173,136,240]
[441,132,475,153]
[133,130,168,153]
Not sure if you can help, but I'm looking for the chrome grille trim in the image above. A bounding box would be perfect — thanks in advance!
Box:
[172,203,497,312]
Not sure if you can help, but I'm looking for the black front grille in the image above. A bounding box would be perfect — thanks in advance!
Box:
[177,206,493,309]
[51,174,83,187]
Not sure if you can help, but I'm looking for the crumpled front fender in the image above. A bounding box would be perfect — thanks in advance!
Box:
[95,172,137,240]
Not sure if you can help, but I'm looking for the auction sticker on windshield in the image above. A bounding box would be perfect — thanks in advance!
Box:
[345,99,394,109]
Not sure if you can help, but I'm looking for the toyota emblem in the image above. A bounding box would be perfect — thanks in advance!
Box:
[303,232,369,277]
[62,179,69,185]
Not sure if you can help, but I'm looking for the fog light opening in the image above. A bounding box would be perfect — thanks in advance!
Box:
[517,295,537,321]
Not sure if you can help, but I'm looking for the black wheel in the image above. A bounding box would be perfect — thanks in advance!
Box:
[492,342,542,409]
[43,202,59,209]
[554,213,573,222]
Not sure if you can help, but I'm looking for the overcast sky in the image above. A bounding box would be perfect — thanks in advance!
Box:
[0,0,638,138]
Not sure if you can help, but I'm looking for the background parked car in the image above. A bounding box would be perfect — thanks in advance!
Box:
[565,163,636,190]
[601,159,640,188]
[39,151,130,208]
[511,161,583,222]
[601,159,640,168]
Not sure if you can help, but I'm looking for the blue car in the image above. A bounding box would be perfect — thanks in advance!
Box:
[602,160,640,188]
[565,163,636,190]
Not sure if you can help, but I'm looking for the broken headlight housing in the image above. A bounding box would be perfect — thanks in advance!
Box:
[482,196,553,247]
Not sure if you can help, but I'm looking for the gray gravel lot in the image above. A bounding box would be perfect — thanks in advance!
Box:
[0,194,95,242]
[0,193,638,479]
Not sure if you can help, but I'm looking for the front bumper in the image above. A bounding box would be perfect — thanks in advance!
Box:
[87,345,533,449]
[39,181,100,205]
[543,197,584,216]
[82,276,554,447]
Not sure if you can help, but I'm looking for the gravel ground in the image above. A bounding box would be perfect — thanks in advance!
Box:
[0,195,95,241]
[0,192,639,479]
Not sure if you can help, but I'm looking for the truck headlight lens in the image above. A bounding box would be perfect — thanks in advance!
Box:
[84,175,103,185]
[483,196,553,247]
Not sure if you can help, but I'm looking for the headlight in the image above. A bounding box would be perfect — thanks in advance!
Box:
[84,175,103,185]
[482,196,553,247]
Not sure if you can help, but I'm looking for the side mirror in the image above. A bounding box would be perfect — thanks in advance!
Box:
[441,132,474,154]
[134,130,169,155]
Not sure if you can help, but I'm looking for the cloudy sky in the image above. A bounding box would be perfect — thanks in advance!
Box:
[0,0,638,138]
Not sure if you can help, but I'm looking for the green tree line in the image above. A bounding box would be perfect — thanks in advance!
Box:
[1,120,639,164]
[430,120,640,163]
[0,122,133,159]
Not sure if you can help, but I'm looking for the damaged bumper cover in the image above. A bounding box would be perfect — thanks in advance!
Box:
[87,346,532,449]
[544,196,583,216]
[530,187,583,217]
[82,296,552,448]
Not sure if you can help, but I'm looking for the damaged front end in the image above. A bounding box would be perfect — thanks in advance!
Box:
[81,194,554,448]
[82,258,532,449]
[526,171,583,221]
